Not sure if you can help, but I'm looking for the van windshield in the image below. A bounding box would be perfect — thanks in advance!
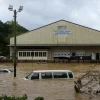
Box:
[31,73,39,79]
[26,72,33,79]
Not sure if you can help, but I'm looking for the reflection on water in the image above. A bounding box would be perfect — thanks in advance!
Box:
[0,63,100,100]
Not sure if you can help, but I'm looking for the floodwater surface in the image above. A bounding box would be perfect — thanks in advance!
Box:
[0,62,100,100]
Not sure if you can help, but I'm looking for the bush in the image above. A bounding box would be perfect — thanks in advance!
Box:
[0,94,28,100]
[34,97,44,100]
[0,95,44,100]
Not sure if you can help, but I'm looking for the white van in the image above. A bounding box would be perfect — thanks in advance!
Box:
[25,70,74,80]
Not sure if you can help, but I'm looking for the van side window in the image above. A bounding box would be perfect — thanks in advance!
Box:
[68,72,73,78]
[53,72,68,78]
[41,72,52,79]
[31,73,39,79]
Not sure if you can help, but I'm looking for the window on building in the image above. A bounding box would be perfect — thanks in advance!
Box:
[43,52,46,57]
[31,52,34,57]
[57,26,67,31]
[23,52,26,57]
[19,52,22,57]
[76,53,85,56]
[35,52,38,57]
[38,52,41,57]
[27,52,30,57]
[19,51,47,57]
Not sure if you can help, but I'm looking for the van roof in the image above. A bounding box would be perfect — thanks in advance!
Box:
[33,70,72,73]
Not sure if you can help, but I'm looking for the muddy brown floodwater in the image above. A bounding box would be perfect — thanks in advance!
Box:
[0,62,100,100]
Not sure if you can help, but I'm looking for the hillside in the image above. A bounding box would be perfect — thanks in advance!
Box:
[0,20,28,56]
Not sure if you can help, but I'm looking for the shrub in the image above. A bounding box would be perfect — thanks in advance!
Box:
[34,97,44,100]
[0,94,44,100]
[0,94,28,100]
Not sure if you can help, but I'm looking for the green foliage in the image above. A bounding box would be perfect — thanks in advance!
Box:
[0,94,28,100]
[0,20,29,56]
[34,97,44,100]
[0,95,44,100]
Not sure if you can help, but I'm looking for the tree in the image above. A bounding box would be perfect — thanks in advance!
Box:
[0,20,29,56]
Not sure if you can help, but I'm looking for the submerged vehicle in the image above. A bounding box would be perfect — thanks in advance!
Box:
[25,70,74,80]
[0,69,13,73]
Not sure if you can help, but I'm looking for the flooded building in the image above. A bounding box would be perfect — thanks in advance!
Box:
[9,20,100,61]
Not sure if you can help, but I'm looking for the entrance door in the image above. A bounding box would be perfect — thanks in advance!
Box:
[72,52,76,56]
[96,53,99,60]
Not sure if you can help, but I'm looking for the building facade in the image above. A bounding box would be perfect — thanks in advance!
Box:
[9,20,100,61]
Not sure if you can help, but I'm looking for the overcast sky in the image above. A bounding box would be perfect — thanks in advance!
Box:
[0,0,100,31]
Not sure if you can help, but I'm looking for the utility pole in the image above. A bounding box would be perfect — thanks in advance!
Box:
[8,5,23,77]
[14,9,17,77]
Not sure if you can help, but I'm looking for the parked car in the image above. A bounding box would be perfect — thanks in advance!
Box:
[25,70,74,80]
[0,69,14,73]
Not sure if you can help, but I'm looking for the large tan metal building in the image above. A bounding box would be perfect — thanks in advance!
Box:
[9,20,100,61]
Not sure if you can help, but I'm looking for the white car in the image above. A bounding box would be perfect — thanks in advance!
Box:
[0,69,13,73]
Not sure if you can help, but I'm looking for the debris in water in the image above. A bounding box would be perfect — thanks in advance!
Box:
[74,68,100,97]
